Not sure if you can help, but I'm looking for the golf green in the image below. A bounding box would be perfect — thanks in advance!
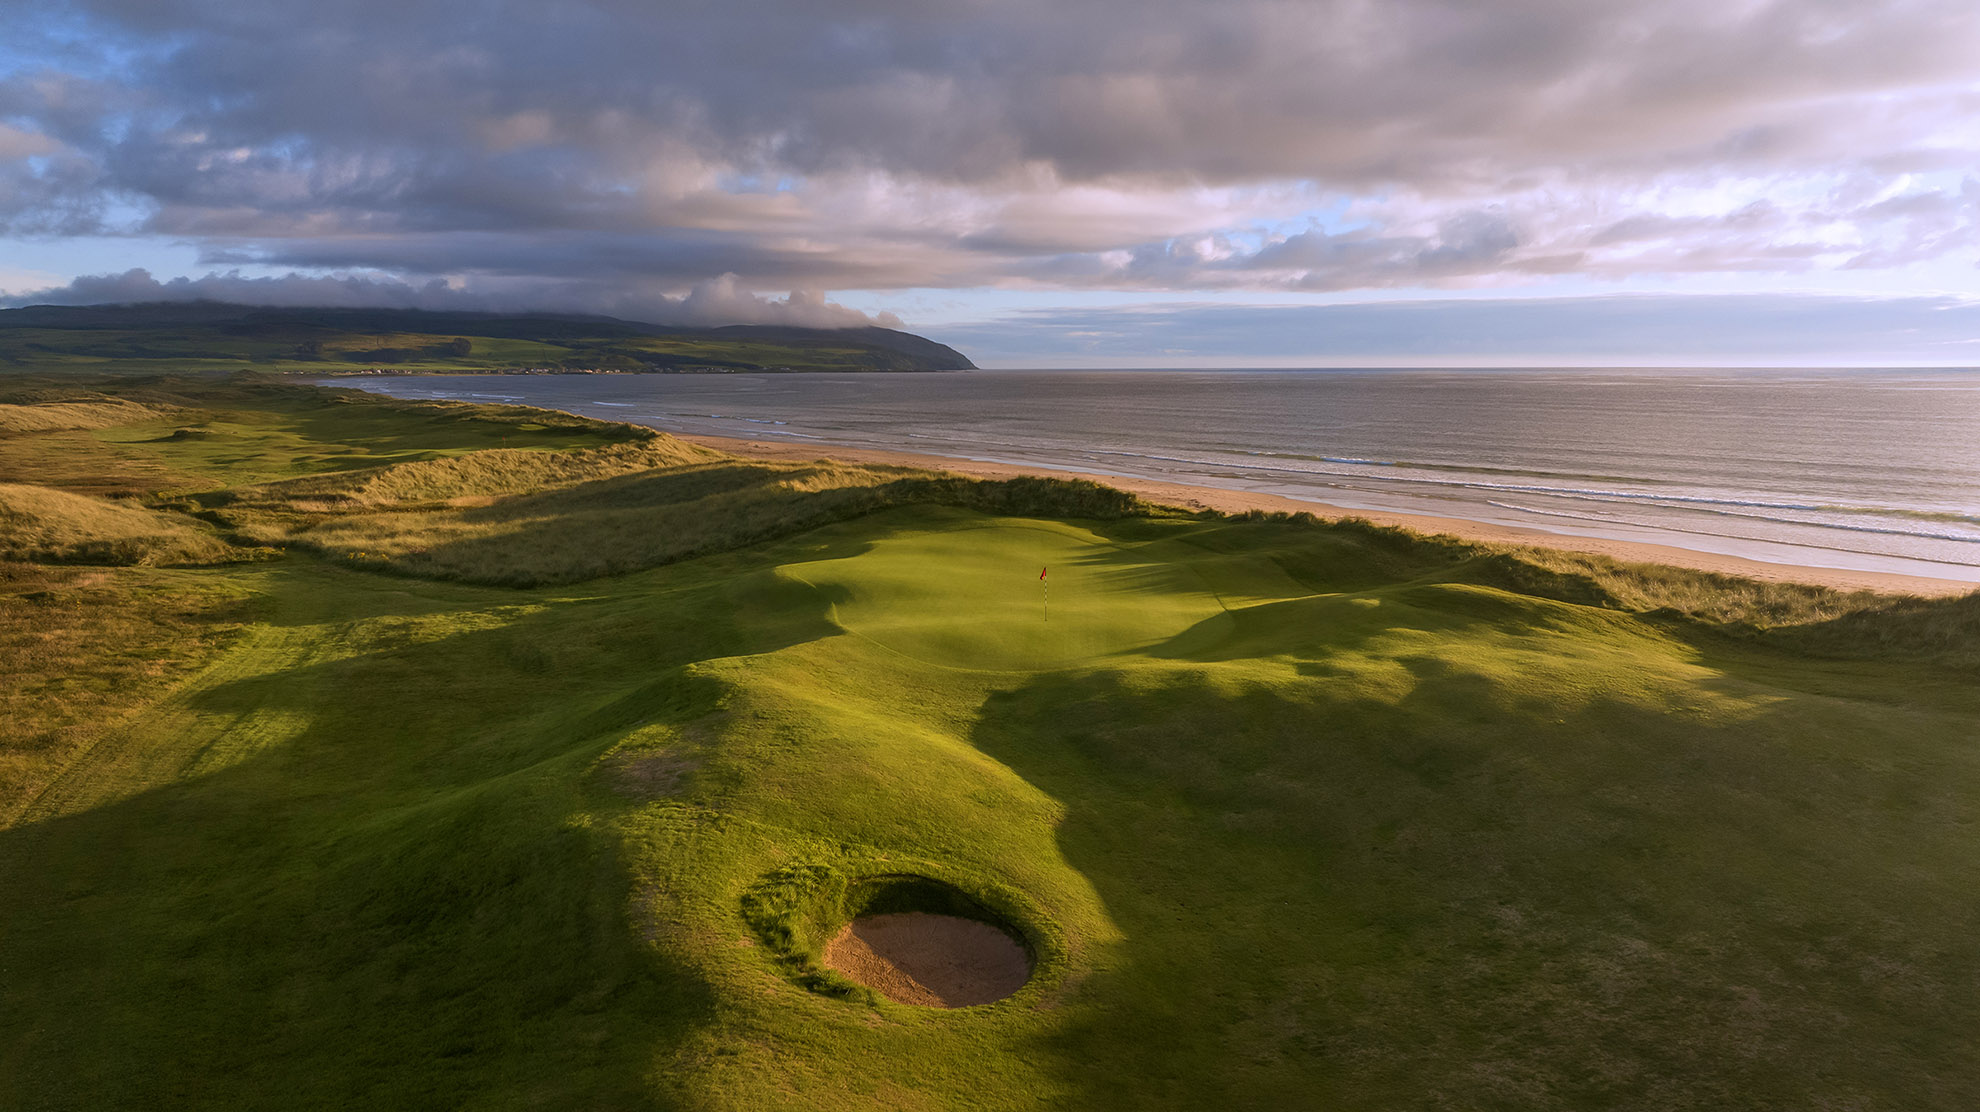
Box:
[786,517,1232,670]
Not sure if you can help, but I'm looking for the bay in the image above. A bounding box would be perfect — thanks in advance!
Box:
[338,368,1980,583]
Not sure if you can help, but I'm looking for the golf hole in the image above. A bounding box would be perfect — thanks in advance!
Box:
[822,876,1034,1008]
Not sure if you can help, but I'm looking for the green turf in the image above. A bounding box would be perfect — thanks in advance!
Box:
[4,380,1980,1110]
[784,517,1231,670]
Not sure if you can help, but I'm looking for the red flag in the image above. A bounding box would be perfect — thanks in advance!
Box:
[1039,566,1048,580]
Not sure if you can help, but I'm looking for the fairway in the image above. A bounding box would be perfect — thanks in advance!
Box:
[787,514,1232,669]
[6,380,1980,1110]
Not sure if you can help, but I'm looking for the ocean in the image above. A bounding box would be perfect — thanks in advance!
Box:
[337,368,1980,583]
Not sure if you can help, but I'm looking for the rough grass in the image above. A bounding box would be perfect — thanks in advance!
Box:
[0,397,167,432]
[237,438,725,507]
[0,483,238,566]
[1458,538,1980,668]
[0,376,657,500]
[0,561,249,826]
[220,451,1163,586]
[1114,513,1980,670]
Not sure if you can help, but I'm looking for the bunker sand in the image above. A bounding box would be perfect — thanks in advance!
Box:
[823,913,1032,1008]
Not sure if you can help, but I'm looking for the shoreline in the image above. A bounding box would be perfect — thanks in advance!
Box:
[681,433,1976,598]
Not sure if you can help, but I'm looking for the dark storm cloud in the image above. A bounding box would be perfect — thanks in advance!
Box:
[3,0,1978,316]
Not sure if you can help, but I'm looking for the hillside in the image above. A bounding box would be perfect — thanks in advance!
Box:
[4,376,1979,1110]
[0,302,977,374]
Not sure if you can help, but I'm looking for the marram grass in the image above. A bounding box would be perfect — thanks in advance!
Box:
[0,482,238,566]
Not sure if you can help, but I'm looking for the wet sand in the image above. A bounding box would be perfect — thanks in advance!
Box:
[683,433,1976,598]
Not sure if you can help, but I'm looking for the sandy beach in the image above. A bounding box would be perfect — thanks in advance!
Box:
[683,433,1976,598]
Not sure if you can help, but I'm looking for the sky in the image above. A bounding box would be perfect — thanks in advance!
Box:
[2,0,1978,366]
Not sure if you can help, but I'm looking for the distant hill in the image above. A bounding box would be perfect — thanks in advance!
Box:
[0,301,977,374]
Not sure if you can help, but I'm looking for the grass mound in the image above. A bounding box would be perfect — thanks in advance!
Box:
[220,449,1169,586]
[0,562,247,826]
[788,517,1229,669]
[1218,515,1980,669]
[234,437,724,508]
[1766,589,1980,667]
[0,397,165,433]
[1458,539,1980,669]
[0,484,234,566]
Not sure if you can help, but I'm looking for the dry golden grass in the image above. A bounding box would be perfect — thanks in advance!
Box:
[0,562,249,826]
[1458,540,1979,665]
[193,423,1156,586]
[1205,514,1980,668]
[217,443,1980,670]
[1491,543,1889,623]
[0,384,202,495]
[0,425,205,498]
[234,437,724,508]
[1459,540,1980,668]
[227,455,1156,586]
[0,483,238,566]
[0,398,167,433]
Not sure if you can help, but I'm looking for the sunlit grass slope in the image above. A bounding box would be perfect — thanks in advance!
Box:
[212,448,1152,587]
[788,520,1232,669]
[0,482,236,566]
[4,377,1980,1110]
[0,396,165,432]
[0,562,248,829]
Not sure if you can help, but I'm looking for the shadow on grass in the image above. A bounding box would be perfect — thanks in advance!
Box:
[313,466,1165,588]
[0,529,872,1110]
[0,748,716,1110]
[969,599,1980,1110]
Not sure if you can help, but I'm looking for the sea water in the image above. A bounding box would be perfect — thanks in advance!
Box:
[339,368,1980,583]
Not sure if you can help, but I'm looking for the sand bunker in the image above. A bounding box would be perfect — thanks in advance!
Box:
[823,912,1032,1007]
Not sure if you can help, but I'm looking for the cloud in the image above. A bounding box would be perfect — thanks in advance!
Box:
[0,268,901,329]
[933,294,1980,367]
[1,0,1978,311]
